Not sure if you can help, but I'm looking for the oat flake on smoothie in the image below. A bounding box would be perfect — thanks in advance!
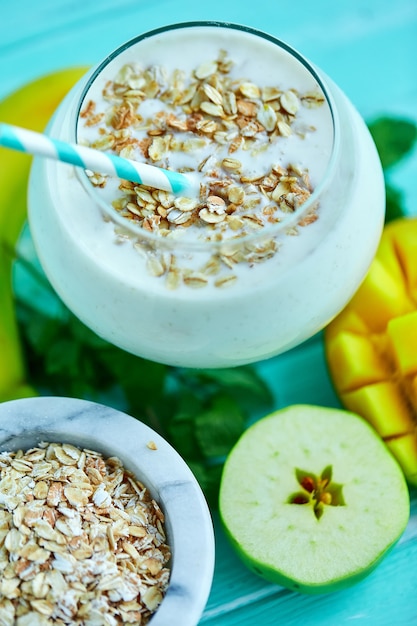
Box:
[78,48,326,285]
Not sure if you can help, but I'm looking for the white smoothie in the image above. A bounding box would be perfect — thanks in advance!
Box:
[28,23,385,368]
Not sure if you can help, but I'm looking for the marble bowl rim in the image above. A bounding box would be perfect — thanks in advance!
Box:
[0,395,215,626]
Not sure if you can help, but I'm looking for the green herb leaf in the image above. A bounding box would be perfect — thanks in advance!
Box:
[166,391,204,460]
[195,394,246,458]
[68,315,109,349]
[195,366,273,413]
[31,318,63,356]
[186,461,224,508]
[167,416,200,461]
[45,338,80,377]
[368,117,417,170]
[98,347,166,417]
[385,182,406,223]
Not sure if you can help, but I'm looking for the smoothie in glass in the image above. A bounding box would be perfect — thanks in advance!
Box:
[28,22,385,368]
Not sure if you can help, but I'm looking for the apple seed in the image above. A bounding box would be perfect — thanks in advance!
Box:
[288,464,345,520]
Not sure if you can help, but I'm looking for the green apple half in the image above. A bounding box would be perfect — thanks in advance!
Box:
[219,404,410,594]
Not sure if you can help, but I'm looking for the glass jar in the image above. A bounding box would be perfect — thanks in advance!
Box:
[28,22,385,368]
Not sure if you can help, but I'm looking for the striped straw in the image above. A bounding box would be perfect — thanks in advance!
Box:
[0,123,200,197]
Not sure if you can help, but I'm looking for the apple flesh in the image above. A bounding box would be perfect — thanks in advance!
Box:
[219,405,410,594]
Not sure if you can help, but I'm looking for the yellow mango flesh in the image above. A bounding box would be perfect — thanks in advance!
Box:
[325,217,417,485]
[326,332,390,391]
[387,311,417,377]
[347,259,414,332]
[342,382,414,438]
[386,434,417,483]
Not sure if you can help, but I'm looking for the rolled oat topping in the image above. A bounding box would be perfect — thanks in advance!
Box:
[0,443,170,625]
[79,48,325,287]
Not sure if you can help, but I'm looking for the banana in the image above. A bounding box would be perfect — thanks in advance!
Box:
[0,67,89,401]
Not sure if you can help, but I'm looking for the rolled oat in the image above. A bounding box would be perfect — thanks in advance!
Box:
[79,48,325,289]
[0,443,170,625]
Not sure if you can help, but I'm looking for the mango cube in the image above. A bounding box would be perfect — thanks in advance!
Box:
[327,332,389,393]
[342,382,414,438]
[390,223,417,299]
[325,307,369,343]
[376,232,406,286]
[387,311,417,377]
[325,218,417,483]
[348,259,413,332]
[386,433,417,485]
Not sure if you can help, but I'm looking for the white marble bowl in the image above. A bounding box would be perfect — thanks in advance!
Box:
[0,396,215,625]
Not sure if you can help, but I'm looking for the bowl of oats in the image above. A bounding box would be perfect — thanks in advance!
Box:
[0,395,215,625]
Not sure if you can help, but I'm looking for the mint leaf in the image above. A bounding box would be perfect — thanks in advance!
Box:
[385,183,406,223]
[20,311,63,356]
[17,296,165,406]
[186,461,224,508]
[69,315,109,349]
[45,338,80,377]
[98,348,166,417]
[166,391,204,460]
[368,117,417,170]
[169,390,204,424]
[195,394,246,458]
[194,366,273,413]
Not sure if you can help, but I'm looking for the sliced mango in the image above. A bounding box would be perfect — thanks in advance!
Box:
[325,217,417,485]
[325,307,369,343]
[390,223,417,299]
[326,332,389,393]
[376,230,406,286]
[411,375,417,411]
[386,434,417,483]
[342,382,414,438]
[347,258,414,333]
[387,311,417,377]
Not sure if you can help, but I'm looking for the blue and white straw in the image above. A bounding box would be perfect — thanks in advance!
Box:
[0,123,199,197]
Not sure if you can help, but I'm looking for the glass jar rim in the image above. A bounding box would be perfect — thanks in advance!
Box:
[73,20,340,251]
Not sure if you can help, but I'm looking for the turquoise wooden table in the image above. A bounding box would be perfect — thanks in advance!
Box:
[1,1,417,624]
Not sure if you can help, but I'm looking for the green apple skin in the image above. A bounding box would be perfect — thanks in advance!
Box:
[219,405,410,595]
[221,522,401,595]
